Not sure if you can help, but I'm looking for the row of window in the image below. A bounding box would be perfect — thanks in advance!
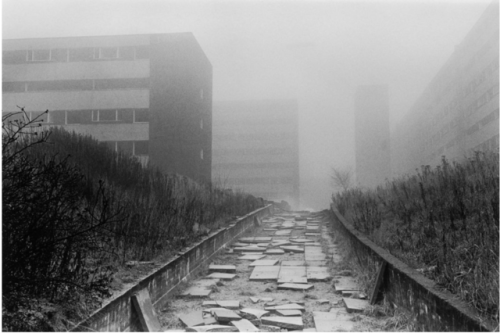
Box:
[213,147,295,156]
[213,162,294,170]
[3,45,150,64]
[226,177,294,185]
[3,109,149,125]
[104,140,149,156]
[3,77,150,93]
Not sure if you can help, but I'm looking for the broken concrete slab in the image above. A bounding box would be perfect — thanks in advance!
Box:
[203,316,218,326]
[290,238,314,243]
[238,254,266,260]
[231,319,259,332]
[341,290,361,297]
[250,297,259,304]
[254,237,272,242]
[207,273,236,280]
[313,310,354,331]
[275,230,292,236]
[256,243,270,247]
[233,247,263,252]
[249,260,278,266]
[343,298,369,312]
[260,297,274,302]
[306,267,330,281]
[276,309,302,316]
[239,308,269,319]
[264,303,305,311]
[261,316,303,330]
[249,266,280,280]
[185,325,237,332]
[277,283,314,291]
[202,301,240,310]
[317,299,330,305]
[212,309,241,322]
[209,265,236,273]
[179,280,217,298]
[264,249,285,255]
[179,311,205,328]
[278,266,307,284]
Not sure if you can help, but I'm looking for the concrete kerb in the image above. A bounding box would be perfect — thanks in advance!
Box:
[329,205,494,332]
[71,204,274,332]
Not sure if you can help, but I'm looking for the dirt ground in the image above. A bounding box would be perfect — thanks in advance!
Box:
[158,211,408,332]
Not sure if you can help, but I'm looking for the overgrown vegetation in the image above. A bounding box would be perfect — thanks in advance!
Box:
[2,110,263,331]
[332,152,499,326]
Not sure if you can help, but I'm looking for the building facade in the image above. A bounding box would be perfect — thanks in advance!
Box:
[3,33,212,183]
[354,85,391,188]
[212,100,300,208]
[391,1,499,176]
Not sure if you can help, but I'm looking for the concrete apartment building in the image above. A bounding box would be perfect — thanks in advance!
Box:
[354,85,391,188]
[391,1,499,176]
[212,100,300,208]
[2,33,212,183]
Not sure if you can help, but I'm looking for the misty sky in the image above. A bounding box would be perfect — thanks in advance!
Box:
[2,0,492,209]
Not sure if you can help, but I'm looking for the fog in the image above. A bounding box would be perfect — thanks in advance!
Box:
[2,0,491,210]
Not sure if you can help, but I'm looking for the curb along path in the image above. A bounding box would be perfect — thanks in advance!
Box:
[159,210,389,332]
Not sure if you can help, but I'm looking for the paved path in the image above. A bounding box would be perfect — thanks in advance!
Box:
[160,210,389,332]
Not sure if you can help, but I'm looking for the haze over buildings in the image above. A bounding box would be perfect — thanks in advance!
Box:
[2,0,497,210]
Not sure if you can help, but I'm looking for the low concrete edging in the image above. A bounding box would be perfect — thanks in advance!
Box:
[72,204,273,332]
[330,205,493,332]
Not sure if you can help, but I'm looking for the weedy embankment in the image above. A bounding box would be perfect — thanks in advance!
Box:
[332,152,499,327]
[2,110,263,331]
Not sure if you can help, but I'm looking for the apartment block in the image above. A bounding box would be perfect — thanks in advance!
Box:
[212,100,300,208]
[2,33,212,183]
[391,1,499,176]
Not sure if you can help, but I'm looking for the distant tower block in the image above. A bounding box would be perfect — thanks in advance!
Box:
[354,85,391,188]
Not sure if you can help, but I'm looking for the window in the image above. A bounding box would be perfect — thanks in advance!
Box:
[135,46,150,59]
[69,47,95,61]
[99,109,117,121]
[99,47,118,59]
[200,119,203,129]
[28,80,93,91]
[92,110,99,122]
[31,49,51,61]
[94,78,149,90]
[3,82,26,93]
[51,111,66,124]
[134,109,149,122]
[104,141,117,152]
[29,111,49,123]
[119,46,135,60]
[67,110,92,124]
[51,49,68,62]
[3,50,27,64]
[118,109,134,122]
[200,149,204,160]
[134,141,149,155]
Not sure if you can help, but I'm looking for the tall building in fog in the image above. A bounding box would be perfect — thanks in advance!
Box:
[212,100,300,208]
[391,1,499,176]
[354,85,391,188]
[2,33,212,183]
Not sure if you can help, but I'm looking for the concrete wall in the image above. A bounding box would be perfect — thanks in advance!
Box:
[71,204,273,332]
[329,205,493,331]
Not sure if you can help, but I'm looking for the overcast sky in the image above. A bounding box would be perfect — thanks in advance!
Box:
[2,0,492,209]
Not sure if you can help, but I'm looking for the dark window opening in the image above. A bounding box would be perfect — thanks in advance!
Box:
[134,141,149,155]
[117,141,133,155]
[31,49,51,61]
[3,82,26,93]
[51,111,66,124]
[3,50,27,64]
[67,110,92,124]
[134,109,149,122]
[135,46,150,59]
[99,109,117,121]
[51,49,68,62]
[103,141,117,152]
[69,48,95,61]
[118,109,134,122]
[94,78,149,90]
[99,47,118,59]
[119,46,135,60]
[28,80,93,91]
